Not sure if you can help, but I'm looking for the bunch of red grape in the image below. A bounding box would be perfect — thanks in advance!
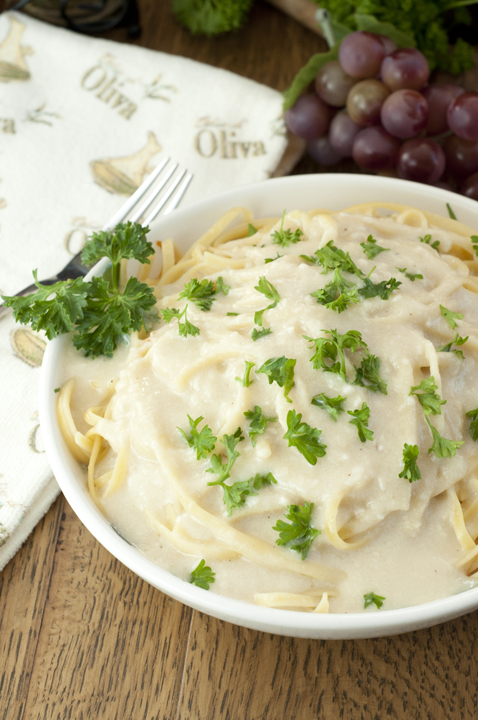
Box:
[285,31,478,200]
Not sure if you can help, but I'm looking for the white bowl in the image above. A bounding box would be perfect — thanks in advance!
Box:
[40,174,478,639]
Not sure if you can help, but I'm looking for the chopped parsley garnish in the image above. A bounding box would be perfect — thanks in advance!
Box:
[162,304,200,337]
[311,268,359,313]
[243,405,277,446]
[177,415,217,459]
[2,221,159,358]
[235,360,255,387]
[252,327,272,341]
[273,502,320,560]
[471,235,478,257]
[409,377,446,416]
[419,234,440,251]
[399,443,421,482]
[221,472,277,516]
[54,387,60,393]
[227,312,239,316]
[255,276,281,303]
[447,203,457,220]
[440,304,463,330]
[353,353,387,395]
[257,356,296,402]
[311,393,346,422]
[247,223,257,237]
[301,239,364,277]
[347,402,373,443]
[216,276,230,295]
[190,559,215,590]
[357,276,402,300]
[396,267,423,282]
[360,235,389,260]
[425,418,464,458]
[271,211,304,247]
[206,428,244,485]
[466,408,478,441]
[264,253,282,264]
[179,278,216,311]
[437,333,468,359]
[283,409,326,465]
[363,592,385,610]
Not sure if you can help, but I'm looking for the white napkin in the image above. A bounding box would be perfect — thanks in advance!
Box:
[0,10,290,570]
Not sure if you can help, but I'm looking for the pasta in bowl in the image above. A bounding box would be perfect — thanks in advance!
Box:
[40,174,478,638]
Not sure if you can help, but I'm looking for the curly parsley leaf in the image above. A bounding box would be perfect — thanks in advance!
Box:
[235,360,255,387]
[81,221,153,272]
[273,502,320,560]
[398,443,421,482]
[177,415,217,460]
[360,235,389,260]
[311,268,359,313]
[357,276,402,300]
[243,405,277,446]
[271,211,304,247]
[172,0,253,36]
[221,472,277,515]
[190,559,215,590]
[426,418,464,458]
[348,402,374,443]
[437,333,468,359]
[257,356,296,402]
[363,591,385,610]
[162,304,200,337]
[440,304,463,330]
[420,234,440,252]
[410,376,446,416]
[304,329,365,381]
[252,327,272,341]
[206,427,244,485]
[396,267,423,282]
[466,408,478,441]
[311,393,346,422]
[354,353,387,395]
[301,240,364,277]
[179,278,217,311]
[283,409,326,464]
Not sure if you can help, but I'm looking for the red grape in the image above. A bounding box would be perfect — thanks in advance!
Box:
[307,136,343,165]
[377,35,397,56]
[284,94,330,140]
[461,172,478,200]
[397,139,445,183]
[422,84,464,135]
[346,80,390,126]
[329,111,362,156]
[447,92,478,142]
[443,135,478,178]
[380,48,429,92]
[315,60,355,107]
[380,89,428,138]
[339,31,386,79]
[352,127,400,171]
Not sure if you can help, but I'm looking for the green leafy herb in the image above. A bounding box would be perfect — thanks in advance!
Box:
[172,0,253,36]
[363,591,385,610]
[353,353,387,395]
[244,405,277,446]
[162,304,200,337]
[398,443,421,482]
[409,376,446,417]
[396,267,423,282]
[179,278,217,311]
[311,268,359,313]
[357,276,402,300]
[257,356,296,402]
[301,239,364,277]
[216,276,230,295]
[80,222,153,282]
[273,502,320,560]
[247,223,257,237]
[252,327,272,341]
[255,276,281,303]
[271,211,304,247]
[177,415,217,459]
[311,393,346,422]
[447,203,457,220]
[466,408,478,441]
[419,234,440,251]
[235,360,255,387]
[206,427,244,485]
[227,312,239,316]
[360,235,389,260]
[54,387,60,393]
[190,559,215,590]
[426,418,464,458]
[471,236,478,257]
[348,402,374,443]
[283,409,326,465]
[437,333,468,359]
[221,472,277,515]
[304,329,364,381]
[264,253,283,264]
[440,304,463,330]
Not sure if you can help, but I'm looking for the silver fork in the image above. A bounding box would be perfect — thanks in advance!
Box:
[0,157,193,320]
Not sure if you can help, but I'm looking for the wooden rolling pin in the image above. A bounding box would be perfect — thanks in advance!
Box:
[263,0,324,35]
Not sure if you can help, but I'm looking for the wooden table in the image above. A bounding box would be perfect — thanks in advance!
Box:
[2,3,478,718]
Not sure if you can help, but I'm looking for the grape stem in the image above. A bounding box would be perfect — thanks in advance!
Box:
[316,9,335,49]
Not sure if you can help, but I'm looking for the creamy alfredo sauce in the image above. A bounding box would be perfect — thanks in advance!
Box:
[63,209,478,613]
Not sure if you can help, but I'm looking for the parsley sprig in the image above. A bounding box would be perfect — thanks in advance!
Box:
[363,592,385,610]
[273,502,320,560]
[243,405,277,446]
[301,239,364,278]
[396,267,423,282]
[440,304,463,330]
[311,393,346,422]
[399,443,421,482]
[311,268,359,313]
[437,333,468,359]
[271,211,304,247]
[2,222,159,358]
[220,472,277,516]
[254,276,280,329]
[177,415,217,459]
[206,428,244,485]
[162,304,200,337]
[235,360,255,387]
[360,235,389,260]
[348,402,373,442]
[410,377,464,458]
[257,356,296,402]
[190,559,215,590]
[420,234,440,251]
[357,276,402,300]
[283,409,326,465]
[466,408,478,441]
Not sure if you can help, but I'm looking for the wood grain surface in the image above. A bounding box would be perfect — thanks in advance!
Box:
[2,2,478,719]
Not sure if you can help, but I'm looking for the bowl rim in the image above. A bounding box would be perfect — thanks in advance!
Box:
[40,173,478,639]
